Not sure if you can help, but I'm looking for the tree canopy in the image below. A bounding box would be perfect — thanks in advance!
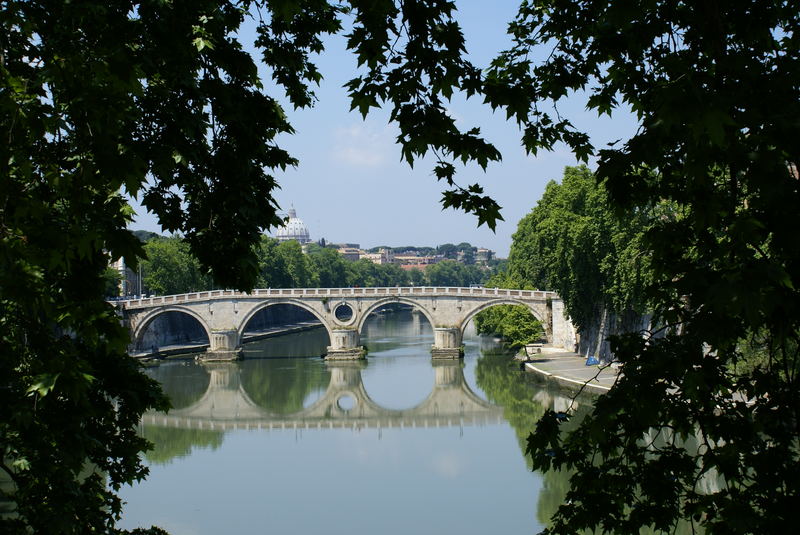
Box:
[485,2,799,534]
[502,165,656,358]
[1,0,798,534]
[141,238,213,295]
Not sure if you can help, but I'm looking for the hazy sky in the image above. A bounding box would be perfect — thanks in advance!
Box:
[129,1,638,257]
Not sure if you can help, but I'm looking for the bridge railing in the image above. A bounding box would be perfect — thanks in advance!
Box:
[115,287,558,308]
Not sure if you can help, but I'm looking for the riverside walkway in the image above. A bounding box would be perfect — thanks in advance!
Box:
[524,349,619,394]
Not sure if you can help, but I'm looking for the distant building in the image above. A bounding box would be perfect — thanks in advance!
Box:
[110,257,140,296]
[337,247,362,261]
[476,248,493,265]
[360,248,394,265]
[394,254,443,270]
[275,207,311,244]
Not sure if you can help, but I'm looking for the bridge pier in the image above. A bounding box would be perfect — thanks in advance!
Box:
[432,359,463,386]
[201,330,242,361]
[431,327,464,359]
[325,329,365,360]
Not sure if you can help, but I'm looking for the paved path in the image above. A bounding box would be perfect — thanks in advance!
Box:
[524,350,620,394]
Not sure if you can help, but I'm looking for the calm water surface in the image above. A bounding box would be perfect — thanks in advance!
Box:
[120,310,580,534]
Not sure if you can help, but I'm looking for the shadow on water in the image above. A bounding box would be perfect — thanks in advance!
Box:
[242,325,330,359]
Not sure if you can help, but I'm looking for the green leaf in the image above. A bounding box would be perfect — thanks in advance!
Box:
[26,373,60,398]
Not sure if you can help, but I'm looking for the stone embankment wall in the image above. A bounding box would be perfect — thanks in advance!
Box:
[574,309,652,362]
[550,298,578,351]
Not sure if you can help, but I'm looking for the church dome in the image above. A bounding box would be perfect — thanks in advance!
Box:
[275,207,311,244]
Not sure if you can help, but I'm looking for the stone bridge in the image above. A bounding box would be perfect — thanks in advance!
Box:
[141,361,505,430]
[118,286,576,360]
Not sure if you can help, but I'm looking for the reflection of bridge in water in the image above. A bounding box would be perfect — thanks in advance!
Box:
[142,361,505,430]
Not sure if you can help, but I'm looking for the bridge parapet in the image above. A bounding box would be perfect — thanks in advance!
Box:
[117,286,559,309]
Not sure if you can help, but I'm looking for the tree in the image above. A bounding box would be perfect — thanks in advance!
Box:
[474,305,544,350]
[345,258,409,287]
[408,268,426,286]
[308,247,349,288]
[479,2,800,534]
[436,243,459,259]
[1,1,339,531]
[508,165,654,357]
[425,259,484,287]
[275,240,319,288]
[141,237,213,295]
[2,1,797,533]
[103,267,122,298]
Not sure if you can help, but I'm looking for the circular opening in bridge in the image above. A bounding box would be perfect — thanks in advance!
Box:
[334,303,353,322]
[337,394,356,412]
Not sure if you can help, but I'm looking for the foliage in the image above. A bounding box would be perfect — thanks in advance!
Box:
[4,0,796,533]
[407,267,426,286]
[239,358,330,414]
[424,259,485,287]
[507,165,653,334]
[103,267,122,298]
[436,243,459,259]
[375,245,437,256]
[254,237,319,288]
[471,272,542,349]
[474,305,544,350]
[138,238,499,293]
[132,230,162,243]
[307,246,350,288]
[345,258,409,287]
[1,0,337,531]
[475,351,549,470]
[479,2,800,534]
[140,426,224,466]
[274,240,319,288]
[141,237,213,295]
[483,270,530,291]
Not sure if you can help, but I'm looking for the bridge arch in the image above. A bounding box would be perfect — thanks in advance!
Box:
[237,299,334,343]
[131,305,212,352]
[458,299,550,343]
[355,297,437,334]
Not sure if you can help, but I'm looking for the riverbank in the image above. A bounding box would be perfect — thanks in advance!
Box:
[523,349,619,394]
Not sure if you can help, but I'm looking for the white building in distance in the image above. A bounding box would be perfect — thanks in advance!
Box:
[275,207,311,244]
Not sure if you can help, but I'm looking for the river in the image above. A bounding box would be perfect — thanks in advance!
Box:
[119,309,585,534]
